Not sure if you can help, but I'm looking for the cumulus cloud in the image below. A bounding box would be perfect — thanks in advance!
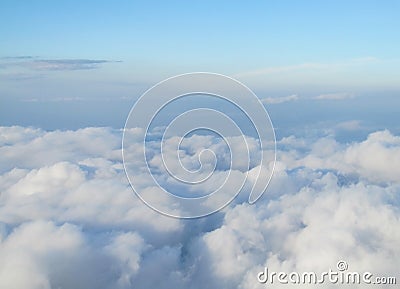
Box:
[283,130,400,183]
[0,126,399,288]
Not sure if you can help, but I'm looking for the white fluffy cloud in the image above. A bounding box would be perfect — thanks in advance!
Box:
[282,130,400,183]
[0,126,399,288]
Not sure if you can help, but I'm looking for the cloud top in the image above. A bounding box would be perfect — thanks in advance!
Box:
[0,126,399,288]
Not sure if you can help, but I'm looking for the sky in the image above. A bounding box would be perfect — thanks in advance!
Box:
[1,1,399,65]
[1,1,400,288]
[1,1,400,134]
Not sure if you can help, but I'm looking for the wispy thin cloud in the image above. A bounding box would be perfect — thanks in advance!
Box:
[235,57,379,78]
[0,57,121,71]
[335,120,363,131]
[29,59,120,70]
[261,94,299,104]
[260,92,355,105]
[313,92,355,100]
[19,95,132,103]
[1,56,36,60]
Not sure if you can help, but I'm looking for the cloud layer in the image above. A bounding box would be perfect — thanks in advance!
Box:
[0,126,399,288]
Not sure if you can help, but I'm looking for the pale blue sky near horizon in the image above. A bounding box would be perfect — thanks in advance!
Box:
[0,0,399,138]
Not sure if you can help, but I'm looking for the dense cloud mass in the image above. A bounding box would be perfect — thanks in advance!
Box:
[0,126,399,288]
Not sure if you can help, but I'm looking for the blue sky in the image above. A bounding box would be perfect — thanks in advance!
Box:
[0,0,399,134]
[1,1,399,61]
[1,1,399,80]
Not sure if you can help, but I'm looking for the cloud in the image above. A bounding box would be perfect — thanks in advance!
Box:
[259,92,355,105]
[0,56,35,60]
[0,57,120,71]
[29,59,119,70]
[234,57,379,78]
[313,92,355,100]
[284,130,400,183]
[334,120,362,131]
[0,126,399,288]
[261,94,299,104]
[235,63,325,78]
